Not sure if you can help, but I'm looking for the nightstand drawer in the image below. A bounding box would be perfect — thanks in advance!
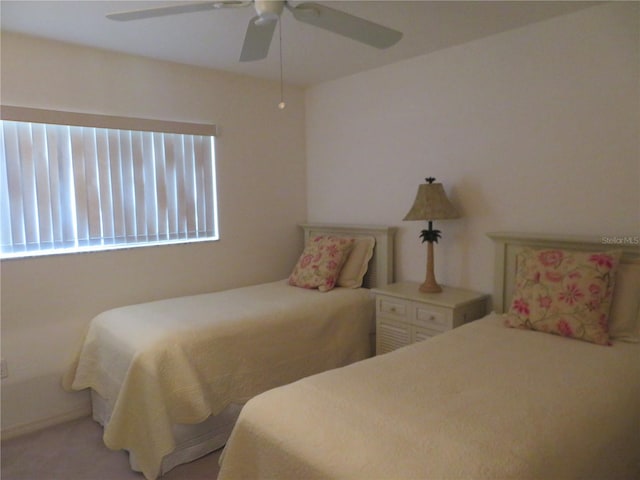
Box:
[377,296,408,319]
[414,304,451,331]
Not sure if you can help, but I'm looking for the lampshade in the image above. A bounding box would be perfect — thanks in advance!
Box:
[403,180,459,221]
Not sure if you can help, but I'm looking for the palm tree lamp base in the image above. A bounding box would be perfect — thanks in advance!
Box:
[419,280,442,294]
[420,240,442,293]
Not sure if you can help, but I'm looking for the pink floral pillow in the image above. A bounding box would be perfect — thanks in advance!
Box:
[288,236,355,292]
[504,248,621,345]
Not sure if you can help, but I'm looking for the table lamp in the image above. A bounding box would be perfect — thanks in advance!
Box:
[403,177,460,293]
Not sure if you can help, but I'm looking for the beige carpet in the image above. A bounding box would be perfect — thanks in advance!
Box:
[1,416,221,480]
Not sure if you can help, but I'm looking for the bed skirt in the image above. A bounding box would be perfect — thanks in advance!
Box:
[91,391,241,475]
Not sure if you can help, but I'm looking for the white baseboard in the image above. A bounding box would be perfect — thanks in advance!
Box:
[1,405,91,441]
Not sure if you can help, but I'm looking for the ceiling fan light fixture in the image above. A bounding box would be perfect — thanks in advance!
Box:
[254,0,285,17]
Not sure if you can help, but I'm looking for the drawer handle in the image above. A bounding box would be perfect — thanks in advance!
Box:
[390,307,397,313]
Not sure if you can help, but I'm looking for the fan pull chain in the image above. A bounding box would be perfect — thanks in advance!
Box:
[278,18,286,110]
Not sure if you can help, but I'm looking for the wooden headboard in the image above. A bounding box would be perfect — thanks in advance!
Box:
[300,223,396,289]
[488,232,640,313]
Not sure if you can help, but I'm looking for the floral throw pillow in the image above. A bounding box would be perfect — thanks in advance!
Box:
[504,248,621,345]
[288,236,355,292]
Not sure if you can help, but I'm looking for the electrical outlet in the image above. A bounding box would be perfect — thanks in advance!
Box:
[1,358,8,379]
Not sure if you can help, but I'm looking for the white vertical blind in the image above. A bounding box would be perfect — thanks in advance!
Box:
[0,111,217,257]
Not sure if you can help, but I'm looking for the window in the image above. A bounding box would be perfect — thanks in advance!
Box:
[0,107,218,258]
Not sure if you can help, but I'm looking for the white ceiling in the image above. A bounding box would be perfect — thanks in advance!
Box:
[1,1,598,86]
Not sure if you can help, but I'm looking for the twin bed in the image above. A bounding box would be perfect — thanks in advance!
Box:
[65,227,640,480]
[217,232,640,479]
[63,223,395,479]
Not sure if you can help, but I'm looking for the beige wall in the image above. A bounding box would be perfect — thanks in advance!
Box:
[306,2,639,295]
[0,33,307,436]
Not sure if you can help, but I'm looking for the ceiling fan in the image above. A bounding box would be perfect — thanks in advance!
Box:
[107,0,403,62]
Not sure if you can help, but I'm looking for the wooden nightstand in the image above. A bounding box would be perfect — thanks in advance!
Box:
[371,282,489,355]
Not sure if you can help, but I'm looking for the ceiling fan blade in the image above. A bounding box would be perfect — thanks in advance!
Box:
[289,2,402,49]
[107,1,248,22]
[239,16,277,62]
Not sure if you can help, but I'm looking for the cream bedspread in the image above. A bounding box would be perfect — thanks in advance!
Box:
[218,313,640,480]
[63,280,374,480]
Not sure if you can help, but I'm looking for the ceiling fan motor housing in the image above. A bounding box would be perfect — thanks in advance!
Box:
[254,0,285,23]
